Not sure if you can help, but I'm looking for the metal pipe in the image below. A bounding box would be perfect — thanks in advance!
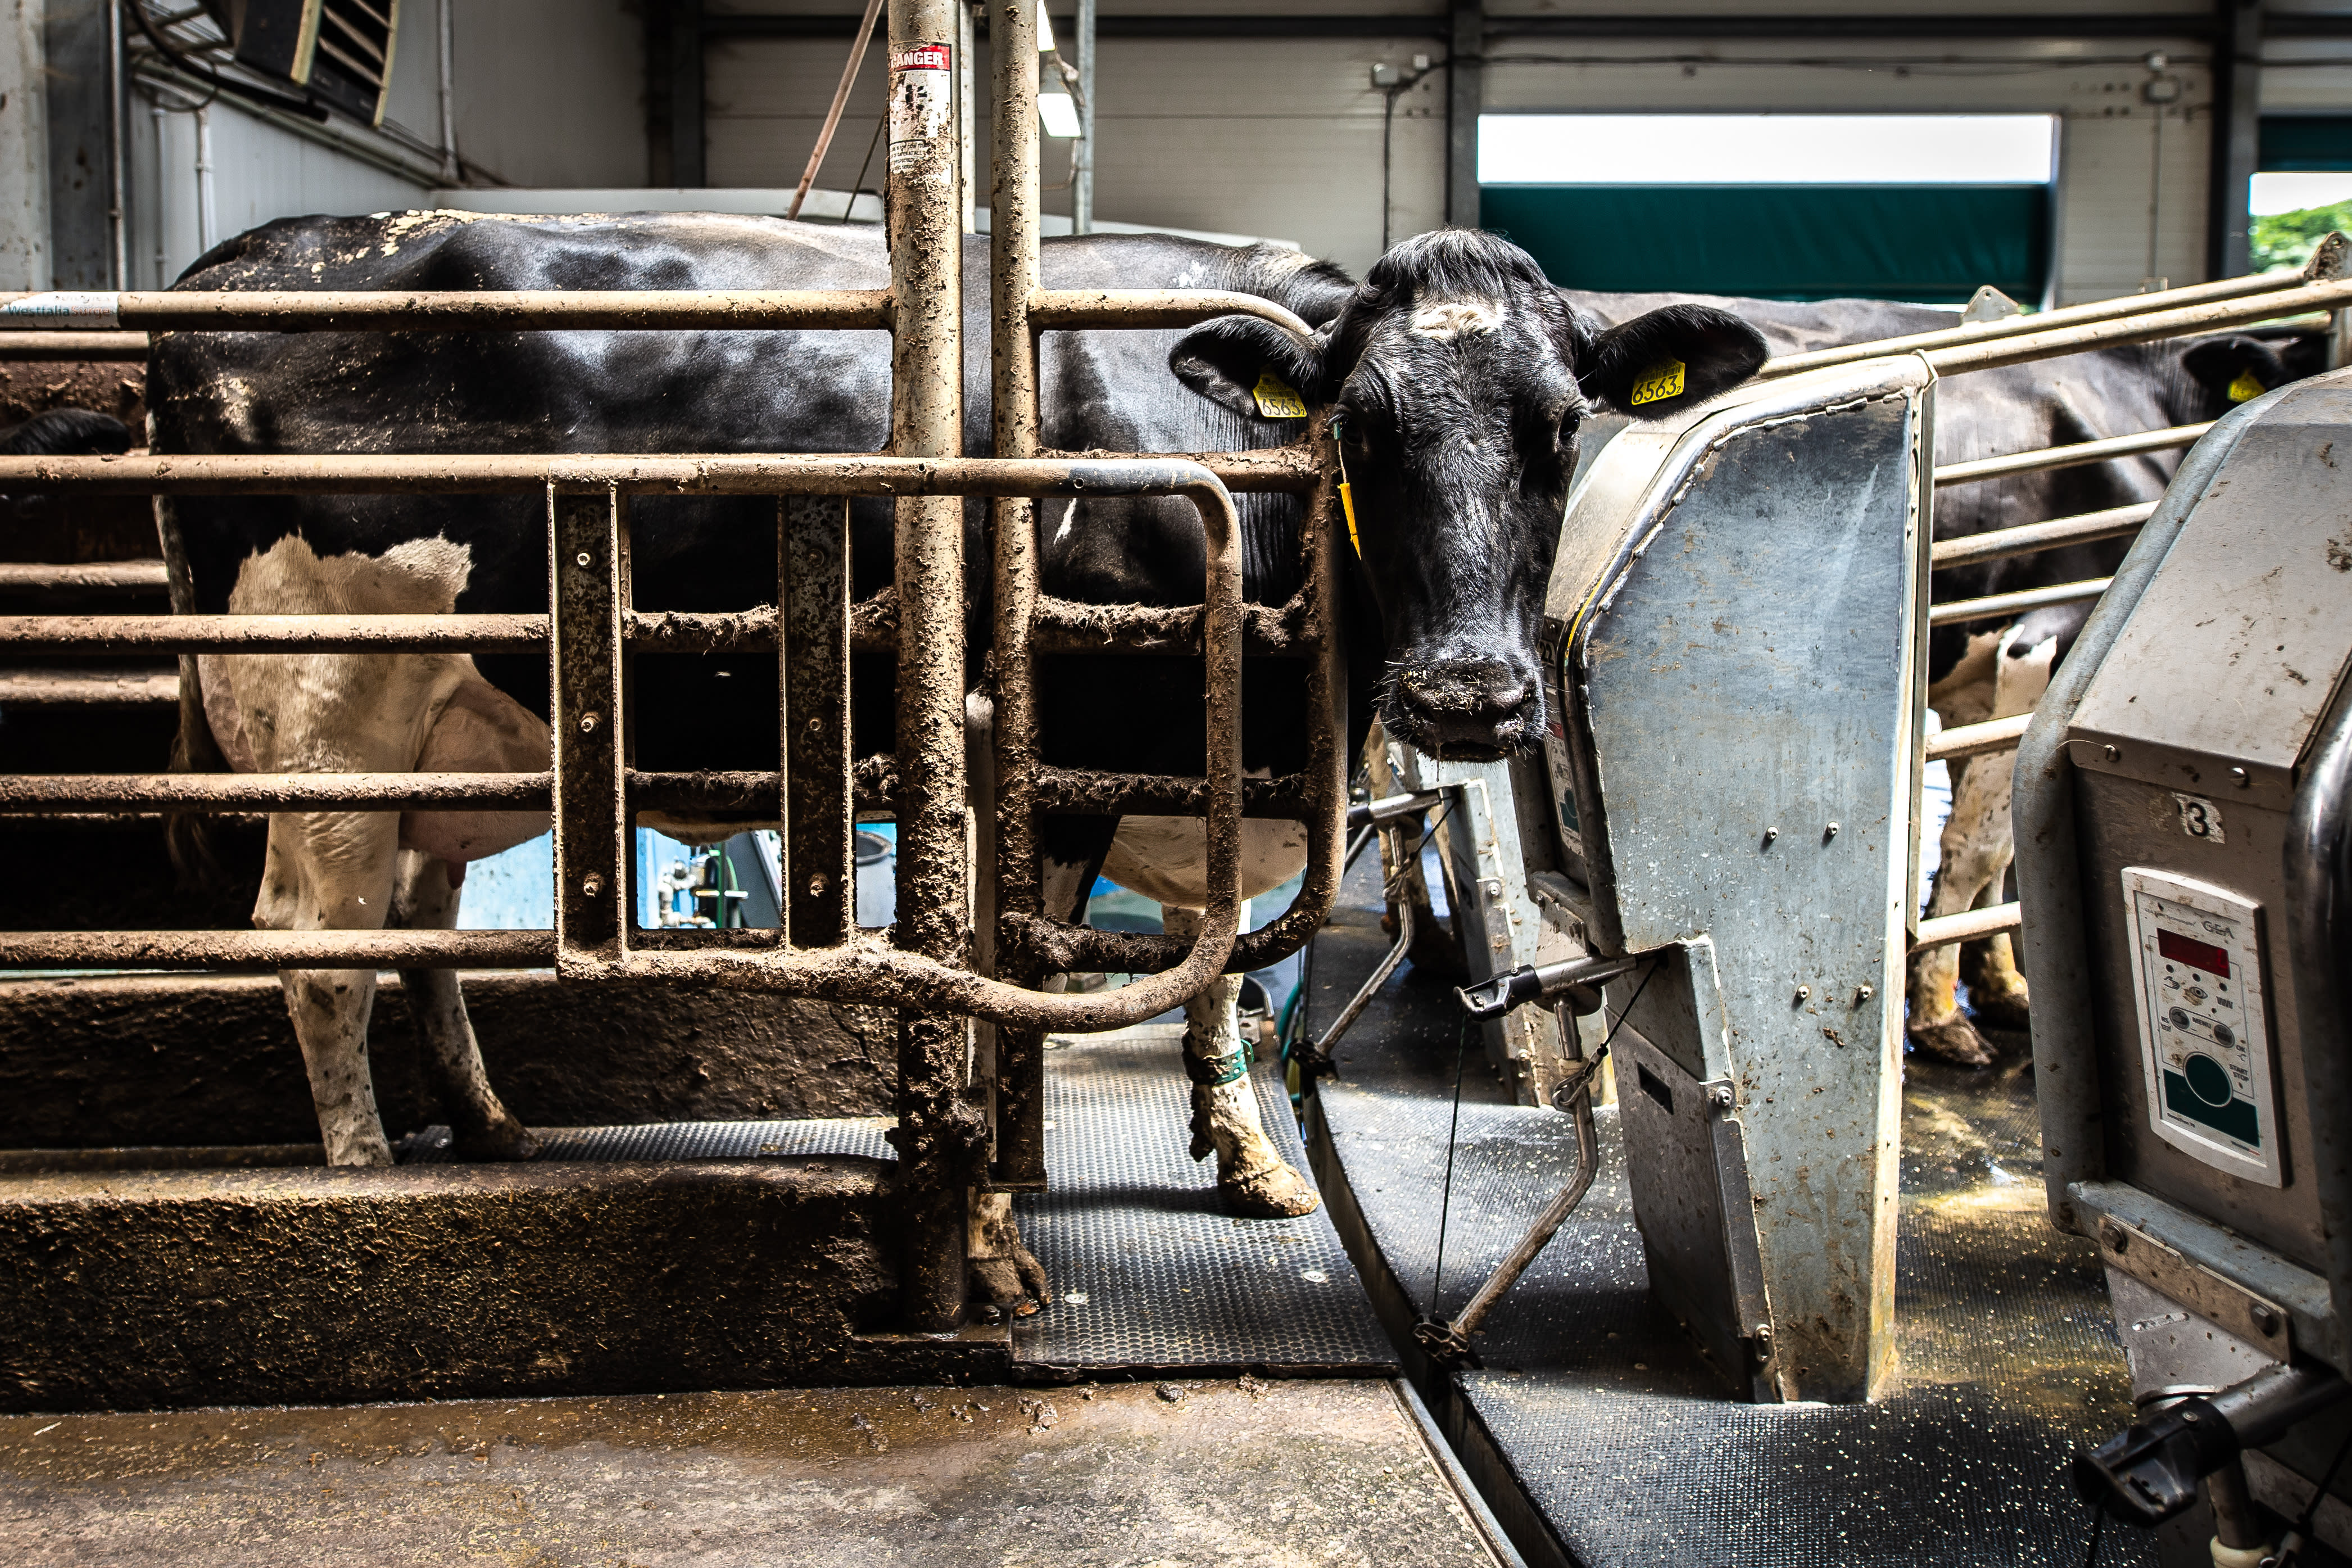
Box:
[436,0,458,184]
[0,928,556,970]
[1929,501,2156,569]
[888,0,977,1334]
[0,330,147,358]
[1925,713,2032,764]
[988,0,1048,1189]
[1924,276,2352,375]
[0,451,1240,495]
[106,0,126,286]
[1072,0,1094,234]
[1028,287,1313,338]
[193,106,214,254]
[5,608,780,655]
[1928,576,2111,628]
[786,0,885,221]
[0,771,549,813]
[1910,901,2021,955]
[0,288,895,331]
[0,561,169,591]
[1756,247,2342,380]
[1934,425,2211,488]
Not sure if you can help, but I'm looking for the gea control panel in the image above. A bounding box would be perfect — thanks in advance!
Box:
[2120,867,2280,1186]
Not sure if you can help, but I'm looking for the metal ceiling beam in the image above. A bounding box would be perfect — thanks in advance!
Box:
[696,12,2259,43]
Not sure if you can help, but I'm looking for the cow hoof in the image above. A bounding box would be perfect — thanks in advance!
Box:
[455,1121,542,1161]
[969,1256,1040,1317]
[1221,1161,1322,1219]
[1966,987,2033,1032]
[1907,1016,1995,1069]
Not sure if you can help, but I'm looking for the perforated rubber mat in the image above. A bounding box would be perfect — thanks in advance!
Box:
[1013,1023,1397,1377]
[400,1026,1393,1377]
[1308,852,2155,1566]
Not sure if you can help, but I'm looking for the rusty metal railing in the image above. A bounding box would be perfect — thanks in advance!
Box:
[0,0,1348,1330]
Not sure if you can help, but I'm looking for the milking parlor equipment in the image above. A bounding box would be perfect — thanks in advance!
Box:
[2012,368,2352,1563]
[1383,252,2352,1407]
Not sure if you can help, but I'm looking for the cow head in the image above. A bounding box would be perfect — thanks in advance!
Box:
[1169,229,1768,760]
[2179,329,2333,417]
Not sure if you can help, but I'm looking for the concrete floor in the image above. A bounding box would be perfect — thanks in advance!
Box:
[2,1379,1509,1567]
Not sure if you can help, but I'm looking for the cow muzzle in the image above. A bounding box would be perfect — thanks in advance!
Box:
[1388,656,1541,760]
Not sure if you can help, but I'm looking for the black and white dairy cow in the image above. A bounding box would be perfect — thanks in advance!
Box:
[1566,288,2319,1066]
[150,216,1766,1271]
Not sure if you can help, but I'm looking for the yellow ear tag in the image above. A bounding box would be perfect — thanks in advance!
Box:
[1629,359,1687,407]
[1339,482,1361,557]
[2227,368,2266,404]
[1253,370,1310,420]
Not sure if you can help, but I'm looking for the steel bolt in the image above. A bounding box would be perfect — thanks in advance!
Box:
[574,551,591,568]
[1708,1084,1735,1111]
[580,873,605,899]
[2251,1303,2280,1334]
[1793,985,1811,1003]
[1855,984,1874,1004]
[2231,765,2251,788]
[579,711,601,733]
[1825,822,1840,840]
[2103,744,2120,763]
[2099,1221,2127,1253]
[807,872,830,898]
[1762,826,1779,845]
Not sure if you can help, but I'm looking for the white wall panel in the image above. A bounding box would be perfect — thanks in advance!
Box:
[0,0,48,290]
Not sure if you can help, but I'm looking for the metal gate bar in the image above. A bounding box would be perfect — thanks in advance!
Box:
[1757,236,2348,379]
[1933,423,2214,488]
[1930,501,2155,569]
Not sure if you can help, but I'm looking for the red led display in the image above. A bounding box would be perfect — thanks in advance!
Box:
[2158,927,2230,978]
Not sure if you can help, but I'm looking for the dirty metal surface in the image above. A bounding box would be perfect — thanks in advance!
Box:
[0,1379,1509,1567]
[1308,886,2156,1565]
[1014,1024,1397,1378]
[400,1118,894,1165]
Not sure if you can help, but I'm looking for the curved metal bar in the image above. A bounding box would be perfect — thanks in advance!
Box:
[1753,264,2330,381]
[1028,287,1316,342]
[1929,501,2156,570]
[1928,575,2111,628]
[1923,277,2352,376]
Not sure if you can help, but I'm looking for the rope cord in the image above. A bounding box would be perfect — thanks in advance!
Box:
[2278,1415,2352,1565]
[2078,1498,2105,1568]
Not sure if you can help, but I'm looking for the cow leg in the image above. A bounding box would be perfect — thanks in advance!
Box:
[1953,630,2056,1032]
[256,811,402,1166]
[390,850,540,1160]
[1905,626,2055,1066]
[1161,904,1320,1218]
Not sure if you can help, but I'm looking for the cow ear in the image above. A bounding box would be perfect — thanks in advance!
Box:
[1169,315,1326,420]
[2181,335,2288,406]
[1579,304,1769,417]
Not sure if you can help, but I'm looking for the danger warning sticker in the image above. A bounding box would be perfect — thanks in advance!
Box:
[889,41,954,173]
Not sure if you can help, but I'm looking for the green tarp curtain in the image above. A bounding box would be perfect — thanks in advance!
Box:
[1479,184,2050,305]
[2259,116,2352,172]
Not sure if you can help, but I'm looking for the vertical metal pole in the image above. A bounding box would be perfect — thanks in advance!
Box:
[1444,0,1483,229]
[193,106,215,254]
[106,0,125,287]
[1071,0,1094,235]
[783,496,854,946]
[670,0,705,189]
[957,2,977,233]
[550,487,630,976]
[437,0,459,185]
[886,0,972,1331]
[2206,0,2261,280]
[990,0,1048,1191]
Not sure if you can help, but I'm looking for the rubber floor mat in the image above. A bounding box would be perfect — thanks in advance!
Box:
[1013,1023,1397,1377]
